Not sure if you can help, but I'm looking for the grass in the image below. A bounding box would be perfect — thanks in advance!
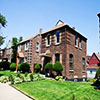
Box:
[0,70,17,77]
[13,79,100,100]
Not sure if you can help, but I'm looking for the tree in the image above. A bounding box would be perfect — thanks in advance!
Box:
[0,13,7,46]
[11,37,23,63]
[11,37,18,63]
[53,62,63,76]
[0,13,7,27]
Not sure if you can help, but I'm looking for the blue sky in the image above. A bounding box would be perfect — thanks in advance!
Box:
[0,0,100,55]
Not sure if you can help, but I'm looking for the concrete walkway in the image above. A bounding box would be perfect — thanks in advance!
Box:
[0,83,33,100]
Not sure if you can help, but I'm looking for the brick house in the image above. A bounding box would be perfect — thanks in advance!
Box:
[0,40,12,62]
[40,20,87,80]
[17,33,41,72]
[87,53,100,78]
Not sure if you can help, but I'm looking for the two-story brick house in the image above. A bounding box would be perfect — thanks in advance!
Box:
[17,33,41,72]
[40,20,87,80]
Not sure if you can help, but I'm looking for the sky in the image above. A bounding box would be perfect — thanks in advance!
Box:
[0,0,100,55]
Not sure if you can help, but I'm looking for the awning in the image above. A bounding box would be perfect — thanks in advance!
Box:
[17,52,24,58]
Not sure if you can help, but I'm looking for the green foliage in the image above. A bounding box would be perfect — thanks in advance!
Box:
[0,36,5,46]
[17,64,21,71]
[11,37,18,63]
[17,72,21,78]
[95,67,100,79]
[0,13,7,27]
[55,76,63,81]
[0,76,9,83]
[45,62,53,70]
[20,63,30,73]
[35,63,41,70]
[25,72,28,77]
[53,62,63,75]
[29,73,34,81]
[10,63,16,71]
[19,36,23,42]
[0,61,10,70]
[9,74,15,84]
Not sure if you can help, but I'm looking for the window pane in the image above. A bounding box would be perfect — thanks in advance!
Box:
[55,54,60,62]
[69,54,73,70]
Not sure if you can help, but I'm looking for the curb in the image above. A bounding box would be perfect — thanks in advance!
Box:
[11,85,35,100]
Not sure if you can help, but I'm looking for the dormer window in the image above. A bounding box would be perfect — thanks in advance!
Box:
[75,35,78,47]
[47,34,50,46]
[36,42,39,52]
[56,31,60,44]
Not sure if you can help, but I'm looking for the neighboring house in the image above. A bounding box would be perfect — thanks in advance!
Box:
[87,53,100,79]
[40,20,87,81]
[6,40,12,62]
[0,40,12,62]
[16,33,41,72]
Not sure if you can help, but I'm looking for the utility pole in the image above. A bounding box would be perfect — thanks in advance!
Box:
[97,13,100,45]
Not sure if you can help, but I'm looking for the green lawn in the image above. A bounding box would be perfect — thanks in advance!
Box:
[13,79,100,100]
[0,70,17,77]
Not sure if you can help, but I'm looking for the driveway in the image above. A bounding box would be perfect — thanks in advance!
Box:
[0,83,33,100]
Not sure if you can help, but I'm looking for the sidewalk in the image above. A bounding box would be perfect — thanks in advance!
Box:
[0,83,33,100]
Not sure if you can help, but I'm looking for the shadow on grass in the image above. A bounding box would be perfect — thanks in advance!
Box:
[91,80,100,90]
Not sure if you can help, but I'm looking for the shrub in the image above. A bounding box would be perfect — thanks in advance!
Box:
[29,73,34,81]
[14,77,23,84]
[34,63,41,73]
[10,63,16,71]
[9,74,15,84]
[95,67,100,79]
[17,64,21,71]
[25,72,28,77]
[20,63,30,73]
[0,76,9,83]
[55,76,63,81]
[0,61,10,70]
[45,62,53,76]
[53,62,63,75]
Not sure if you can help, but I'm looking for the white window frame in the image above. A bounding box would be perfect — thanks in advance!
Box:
[36,42,39,52]
[75,35,78,48]
[25,41,29,50]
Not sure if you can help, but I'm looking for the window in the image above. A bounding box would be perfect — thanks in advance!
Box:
[56,31,60,44]
[47,35,50,46]
[82,58,85,72]
[75,35,78,47]
[93,56,95,60]
[69,54,73,70]
[36,42,39,52]
[18,45,21,52]
[55,54,60,62]
[90,70,92,74]
[79,38,82,49]
[25,41,29,50]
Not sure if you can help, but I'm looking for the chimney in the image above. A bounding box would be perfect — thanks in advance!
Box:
[72,27,75,30]
[39,28,42,56]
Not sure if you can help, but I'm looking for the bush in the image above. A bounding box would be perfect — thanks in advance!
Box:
[45,62,53,76]
[34,63,41,73]
[25,72,28,77]
[9,74,15,84]
[95,67,100,79]
[55,76,63,81]
[20,63,30,73]
[10,63,16,71]
[0,76,9,83]
[29,73,34,81]
[53,62,63,75]
[17,64,21,71]
[0,61,10,70]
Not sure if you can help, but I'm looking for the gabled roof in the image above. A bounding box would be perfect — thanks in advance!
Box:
[42,20,87,40]
[18,33,39,44]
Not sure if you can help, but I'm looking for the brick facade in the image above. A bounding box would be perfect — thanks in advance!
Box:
[41,21,87,79]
